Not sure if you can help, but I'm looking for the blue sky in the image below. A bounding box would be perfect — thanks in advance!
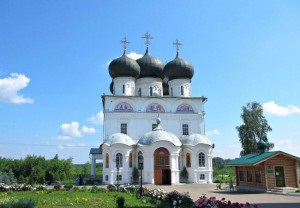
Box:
[1,1,300,164]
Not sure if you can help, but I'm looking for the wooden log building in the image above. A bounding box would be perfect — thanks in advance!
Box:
[226,140,299,192]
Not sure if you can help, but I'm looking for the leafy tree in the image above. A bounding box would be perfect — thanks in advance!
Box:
[236,102,273,156]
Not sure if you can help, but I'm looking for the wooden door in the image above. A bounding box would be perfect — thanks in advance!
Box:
[275,166,285,187]
[154,148,170,185]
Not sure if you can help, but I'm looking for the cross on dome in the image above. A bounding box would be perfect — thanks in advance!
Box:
[120,37,130,53]
[142,32,153,48]
[173,39,182,57]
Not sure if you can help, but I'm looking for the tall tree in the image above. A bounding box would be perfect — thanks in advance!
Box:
[236,102,273,156]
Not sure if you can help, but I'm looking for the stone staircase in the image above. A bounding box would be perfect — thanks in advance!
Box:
[267,187,298,194]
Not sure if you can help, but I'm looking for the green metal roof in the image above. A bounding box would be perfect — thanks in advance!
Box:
[225,151,300,166]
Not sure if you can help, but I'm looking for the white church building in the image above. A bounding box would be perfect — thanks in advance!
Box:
[95,34,214,185]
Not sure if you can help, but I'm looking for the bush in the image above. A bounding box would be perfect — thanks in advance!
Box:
[53,184,62,190]
[0,199,36,208]
[64,184,73,190]
[180,166,189,183]
[116,196,125,208]
[107,184,117,192]
[160,190,194,208]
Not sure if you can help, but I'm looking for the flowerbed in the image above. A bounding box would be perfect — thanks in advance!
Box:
[0,183,260,208]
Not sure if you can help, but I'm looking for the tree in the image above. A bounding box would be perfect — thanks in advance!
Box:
[236,102,273,156]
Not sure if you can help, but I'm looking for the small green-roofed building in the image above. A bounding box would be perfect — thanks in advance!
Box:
[226,150,300,192]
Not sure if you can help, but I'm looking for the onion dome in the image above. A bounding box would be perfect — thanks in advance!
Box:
[108,50,141,79]
[138,118,181,146]
[109,81,113,94]
[136,48,164,79]
[257,139,268,153]
[163,52,194,81]
[181,134,213,146]
[103,133,135,146]
[162,77,169,95]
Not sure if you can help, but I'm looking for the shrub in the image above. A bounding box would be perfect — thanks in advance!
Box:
[116,196,125,208]
[0,199,36,208]
[107,184,117,192]
[64,184,73,190]
[53,184,62,190]
[160,190,194,208]
[194,195,259,208]
[180,166,189,183]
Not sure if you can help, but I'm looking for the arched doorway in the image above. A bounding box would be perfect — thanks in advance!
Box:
[154,147,171,185]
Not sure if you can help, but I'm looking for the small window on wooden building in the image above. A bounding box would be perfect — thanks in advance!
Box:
[247,170,253,183]
[239,171,244,181]
[255,171,262,183]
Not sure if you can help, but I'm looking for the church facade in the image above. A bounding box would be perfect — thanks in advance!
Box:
[100,34,214,185]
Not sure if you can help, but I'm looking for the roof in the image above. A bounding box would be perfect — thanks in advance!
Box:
[89,148,102,155]
[181,134,212,146]
[226,151,300,166]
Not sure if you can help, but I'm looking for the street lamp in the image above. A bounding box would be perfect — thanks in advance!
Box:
[114,158,120,191]
[138,151,144,197]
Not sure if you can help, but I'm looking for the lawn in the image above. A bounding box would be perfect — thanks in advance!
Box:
[0,188,155,208]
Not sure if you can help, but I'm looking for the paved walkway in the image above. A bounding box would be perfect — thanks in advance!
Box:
[144,184,300,208]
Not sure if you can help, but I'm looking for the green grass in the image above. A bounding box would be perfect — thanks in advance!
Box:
[0,189,155,208]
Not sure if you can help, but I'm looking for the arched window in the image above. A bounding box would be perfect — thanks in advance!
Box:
[116,153,123,168]
[180,86,184,95]
[198,152,205,167]
[129,152,132,168]
[186,153,191,167]
[105,153,109,168]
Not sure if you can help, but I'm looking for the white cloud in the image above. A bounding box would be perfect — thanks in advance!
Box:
[58,121,96,140]
[127,51,143,60]
[66,143,87,148]
[206,129,221,136]
[104,51,143,67]
[87,111,104,125]
[58,144,64,149]
[81,126,96,134]
[263,101,300,116]
[0,73,33,104]
[272,139,300,157]
[59,122,82,139]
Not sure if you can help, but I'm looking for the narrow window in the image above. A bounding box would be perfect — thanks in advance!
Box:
[117,175,122,181]
[152,123,157,130]
[138,88,141,96]
[200,174,205,180]
[182,124,189,135]
[198,152,205,167]
[116,153,123,168]
[186,153,191,167]
[129,152,132,168]
[105,153,109,168]
[181,86,184,95]
[105,175,108,181]
[121,123,127,134]
[122,85,125,94]
[239,171,245,181]
[255,171,262,183]
[171,88,173,96]
[247,171,253,183]
[150,87,153,96]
